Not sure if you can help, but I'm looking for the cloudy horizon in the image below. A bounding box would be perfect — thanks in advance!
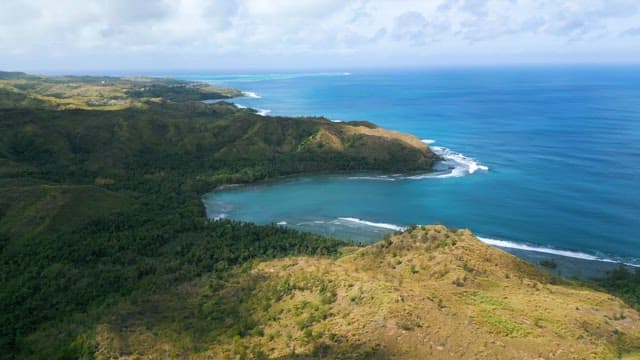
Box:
[2,0,640,73]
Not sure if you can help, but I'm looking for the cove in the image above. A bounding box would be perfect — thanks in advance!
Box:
[192,66,640,276]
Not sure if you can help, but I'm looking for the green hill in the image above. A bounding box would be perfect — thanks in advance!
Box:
[0,103,433,187]
[68,226,640,359]
[0,73,434,358]
[0,71,242,110]
[1,72,638,359]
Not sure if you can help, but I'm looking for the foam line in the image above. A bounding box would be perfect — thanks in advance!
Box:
[477,236,640,267]
[429,146,489,176]
[335,217,406,232]
[346,143,489,181]
[347,176,397,181]
[329,215,639,267]
[241,91,261,98]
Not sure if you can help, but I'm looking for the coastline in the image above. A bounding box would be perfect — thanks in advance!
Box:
[501,246,638,279]
[192,74,638,280]
[204,172,638,279]
[4,68,639,358]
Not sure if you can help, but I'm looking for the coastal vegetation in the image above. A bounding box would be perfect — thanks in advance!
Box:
[0,71,242,110]
[1,71,638,359]
[13,226,640,359]
[0,72,433,358]
[595,266,640,310]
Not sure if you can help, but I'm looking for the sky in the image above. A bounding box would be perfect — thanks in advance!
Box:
[1,0,640,72]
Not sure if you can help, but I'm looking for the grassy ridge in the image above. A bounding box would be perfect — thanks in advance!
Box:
[52,226,640,359]
[0,71,242,110]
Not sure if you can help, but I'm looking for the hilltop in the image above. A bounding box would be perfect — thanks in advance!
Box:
[31,226,640,359]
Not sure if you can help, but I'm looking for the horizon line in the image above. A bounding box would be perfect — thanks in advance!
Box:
[4,60,640,77]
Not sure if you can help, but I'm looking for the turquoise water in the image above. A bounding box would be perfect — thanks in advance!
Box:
[175,67,640,267]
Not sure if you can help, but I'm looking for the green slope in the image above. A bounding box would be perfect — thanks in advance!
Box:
[0,73,434,358]
[0,181,131,238]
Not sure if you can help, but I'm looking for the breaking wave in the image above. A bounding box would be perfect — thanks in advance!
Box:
[346,176,397,181]
[477,236,640,267]
[347,144,489,181]
[303,215,640,267]
[242,91,261,99]
[411,146,489,179]
[332,217,406,232]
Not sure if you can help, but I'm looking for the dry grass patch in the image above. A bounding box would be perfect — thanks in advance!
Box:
[84,226,640,359]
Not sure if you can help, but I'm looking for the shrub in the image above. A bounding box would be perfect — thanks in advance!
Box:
[539,258,557,269]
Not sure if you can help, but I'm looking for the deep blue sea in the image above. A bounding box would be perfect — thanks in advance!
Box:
[173,66,640,271]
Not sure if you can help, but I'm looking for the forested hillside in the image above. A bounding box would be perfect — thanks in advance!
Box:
[0,72,434,358]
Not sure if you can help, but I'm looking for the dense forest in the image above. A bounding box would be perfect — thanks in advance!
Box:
[0,72,434,358]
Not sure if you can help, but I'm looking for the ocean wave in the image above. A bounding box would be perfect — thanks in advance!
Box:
[242,91,261,99]
[277,221,287,225]
[329,216,640,266]
[421,139,436,144]
[347,175,397,181]
[229,102,269,115]
[333,217,406,232]
[477,236,640,267]
[346,144,488,181]
[408,146,489,179]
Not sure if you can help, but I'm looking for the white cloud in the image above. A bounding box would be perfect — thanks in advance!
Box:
[392,11,429,45]
[622,26,640,37]
[243,0,346,18]
[0,0,639,71]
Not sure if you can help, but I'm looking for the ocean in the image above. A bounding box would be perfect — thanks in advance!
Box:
[173,66,640,275]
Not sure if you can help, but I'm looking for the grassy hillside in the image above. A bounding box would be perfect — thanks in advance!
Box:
[28,226,640,359]
[0,71,242,110]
